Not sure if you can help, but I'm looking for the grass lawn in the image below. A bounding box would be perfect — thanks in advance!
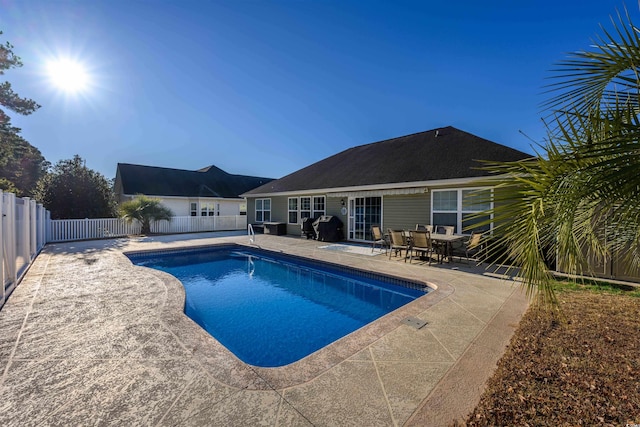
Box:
[465,281,640,426]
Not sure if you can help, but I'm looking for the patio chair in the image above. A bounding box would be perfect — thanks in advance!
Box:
[435,225,454,235]
[415,224,434,233]
[371,225,388,253]
[387,229,409,260]
[407,230,438,265]
[451,232,484,263]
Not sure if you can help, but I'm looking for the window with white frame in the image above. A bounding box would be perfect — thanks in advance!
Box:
[461,188,491,232]
[288,197,298,224]
[432,188,492,234]
[200,202,215,216]
[289,195,325,224]
[255,198,271,222]
[300,197,311,220]
[190,202,197,217]
[313,196,326,217]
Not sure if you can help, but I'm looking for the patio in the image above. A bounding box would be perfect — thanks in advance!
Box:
[0,232,528,426]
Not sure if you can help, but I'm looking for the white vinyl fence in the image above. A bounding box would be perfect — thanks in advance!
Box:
[1,191,48,309]
[47,215,248,242]
[1,187,249,309]
[47,217,141,242]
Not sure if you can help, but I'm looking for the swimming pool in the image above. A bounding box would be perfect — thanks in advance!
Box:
[128,245,429,367]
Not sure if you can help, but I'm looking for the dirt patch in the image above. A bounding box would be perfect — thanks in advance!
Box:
[465,289,640,426]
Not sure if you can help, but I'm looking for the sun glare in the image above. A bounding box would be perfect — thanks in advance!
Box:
[46,59,90,93]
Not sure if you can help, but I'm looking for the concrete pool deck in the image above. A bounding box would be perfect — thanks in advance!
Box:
[0,232,529,426]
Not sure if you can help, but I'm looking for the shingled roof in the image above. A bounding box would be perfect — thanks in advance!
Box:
[244,126,532,195]
[116,163,273,198]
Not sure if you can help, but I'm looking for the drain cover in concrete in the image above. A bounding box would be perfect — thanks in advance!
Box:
[401,316,427,329]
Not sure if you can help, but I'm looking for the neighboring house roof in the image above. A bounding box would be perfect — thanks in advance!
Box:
[116,163,273,198]
[244,126,532,196]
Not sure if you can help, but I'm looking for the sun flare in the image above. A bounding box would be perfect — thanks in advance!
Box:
[46,59,90,93]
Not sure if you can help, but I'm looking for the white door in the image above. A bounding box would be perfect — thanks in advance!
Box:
[348,197,382,241]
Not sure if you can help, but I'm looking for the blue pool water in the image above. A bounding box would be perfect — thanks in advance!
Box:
[128,246,428,367]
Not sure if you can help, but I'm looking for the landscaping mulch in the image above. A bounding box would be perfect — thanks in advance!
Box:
[465,289,640,426]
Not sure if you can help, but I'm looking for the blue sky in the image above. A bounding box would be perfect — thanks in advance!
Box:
[1,0,630,180]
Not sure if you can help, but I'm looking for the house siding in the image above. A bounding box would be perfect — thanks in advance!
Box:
[247,194,345,237]
[382,194,430,232]
[119,196,243,217]
[159,198,190,216]
[286,194,342,236]
[247,195,287,224]
[246,183,503,240]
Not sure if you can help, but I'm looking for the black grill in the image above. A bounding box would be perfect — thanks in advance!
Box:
[301,217,316,239]
[314,215,343,242]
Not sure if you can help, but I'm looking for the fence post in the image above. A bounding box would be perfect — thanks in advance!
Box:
[29,199,36,260]
[4,193,17,286]
[36,203,44,250]
[21,198,29,264]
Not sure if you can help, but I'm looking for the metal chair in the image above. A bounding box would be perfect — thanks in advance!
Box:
[371,225,388,253]
[452,232,484,263]
[435,225,455,235]
[415,224,434,233]
[407,230,438,265]
[387,229,409,260]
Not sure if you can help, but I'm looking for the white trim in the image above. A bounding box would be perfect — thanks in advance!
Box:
[242,176,493,198]
[121,193,243,201]
[287,197,298,224]
[347,195,383,242]
[287,195,326,224]
[431,187,493,234]
[255,198,271,223]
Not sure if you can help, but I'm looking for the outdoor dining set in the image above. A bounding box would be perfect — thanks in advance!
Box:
[371,225,483,265]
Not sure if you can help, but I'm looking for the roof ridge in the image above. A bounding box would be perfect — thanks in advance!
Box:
[118,163,203,173]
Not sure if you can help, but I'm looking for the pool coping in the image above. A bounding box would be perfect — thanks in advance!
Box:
[123,242,454,390]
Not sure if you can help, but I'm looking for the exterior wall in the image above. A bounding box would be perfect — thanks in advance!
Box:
[327,196,347,221]
[247,195,288,222]
[217,199,243,216]
[382,194,430,233]
[119,195,244,218]
[247,194,341,237]
[247,198,256,224]
[269,196,289,223]
[158,197,191,216]
[285,195,344,237]
[246,183,495,241]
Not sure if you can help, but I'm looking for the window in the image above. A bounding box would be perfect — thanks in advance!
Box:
[432,190,458,232]
[432,188,492,234]
[200,202,215,216]
[300,197,311,220]
[288,198,298,224]
[255,198,271,222]
[288,195,325,224]
[313,196,326,217]
[190,202,197,217]
[461,189,491,233]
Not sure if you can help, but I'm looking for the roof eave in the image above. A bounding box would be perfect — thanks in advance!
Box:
[120,193,244,200]
[241,176,501,198]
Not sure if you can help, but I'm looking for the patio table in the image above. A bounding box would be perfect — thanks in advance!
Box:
[430,233,466,263]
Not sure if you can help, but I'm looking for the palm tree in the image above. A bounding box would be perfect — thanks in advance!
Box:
[119,195,173,235]
[481,8,640,305]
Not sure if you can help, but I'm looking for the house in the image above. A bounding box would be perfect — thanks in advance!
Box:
[242,126,531,241]
[114,163,273,217]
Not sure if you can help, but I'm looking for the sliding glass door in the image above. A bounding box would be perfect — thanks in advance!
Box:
[348,197,382,241]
